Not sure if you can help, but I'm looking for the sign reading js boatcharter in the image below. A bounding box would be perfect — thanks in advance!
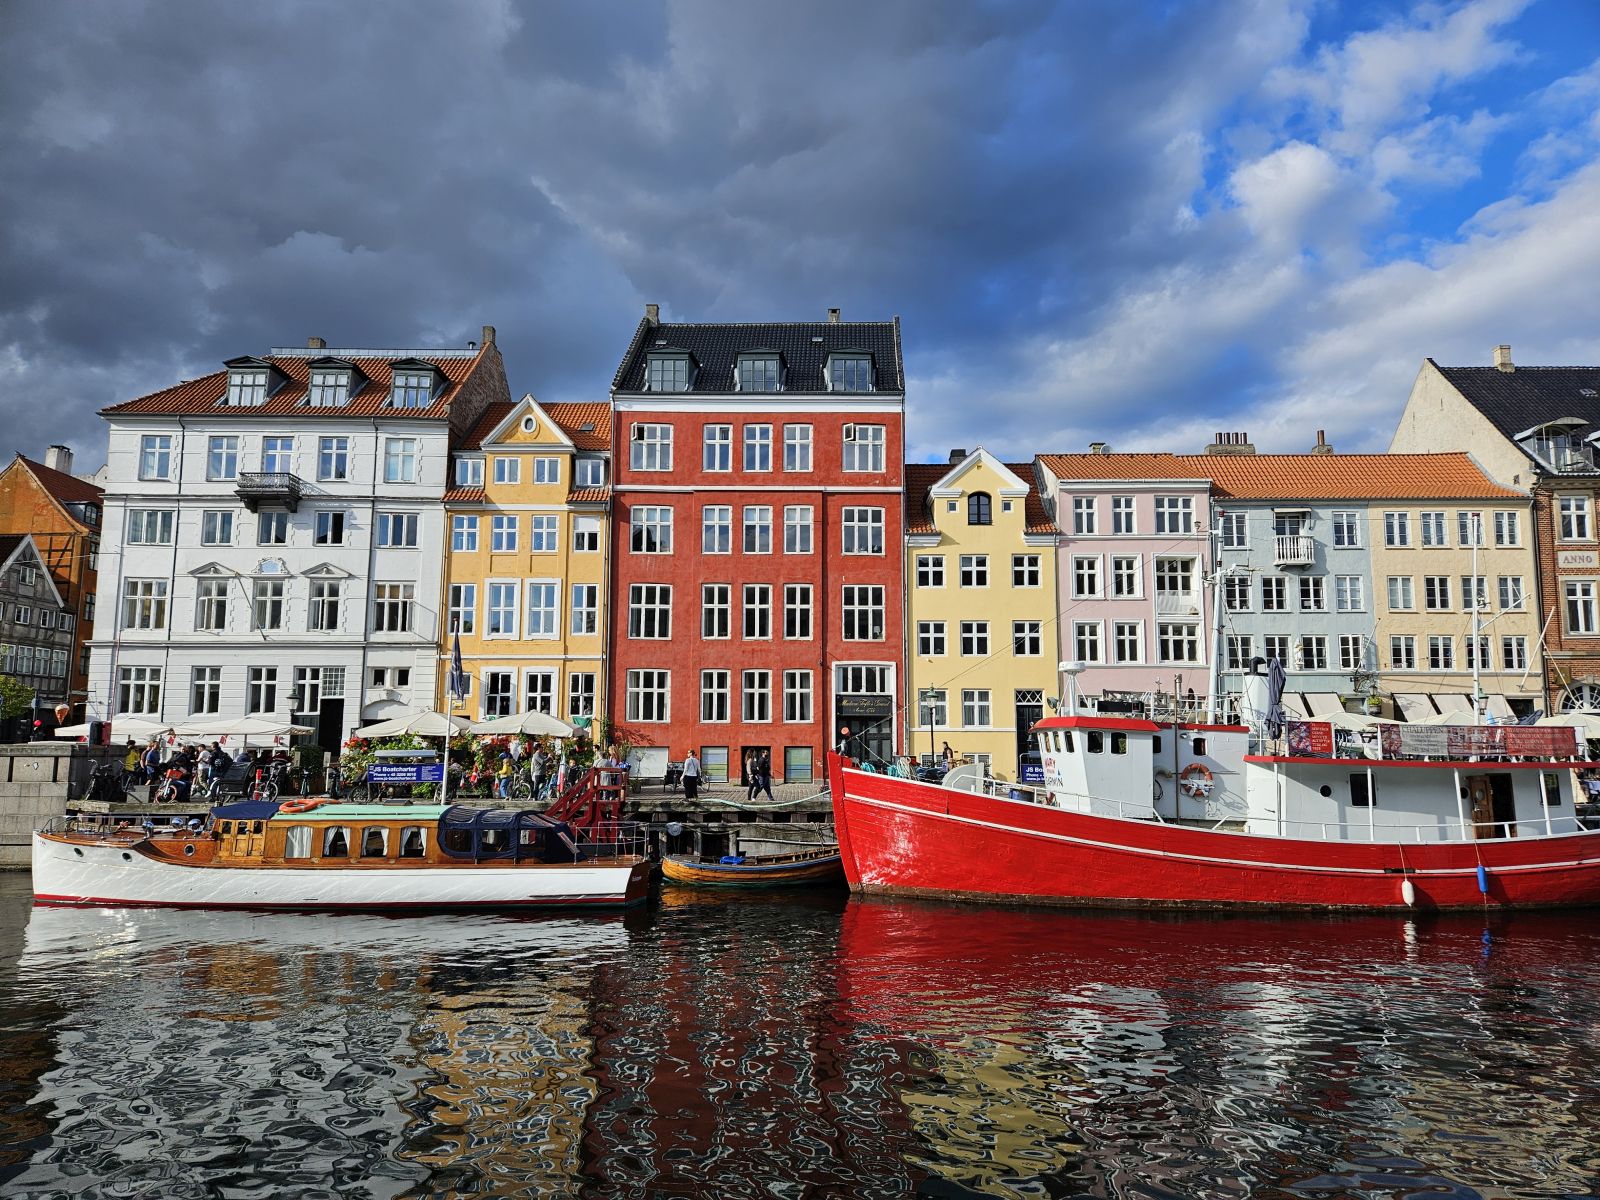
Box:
[367,763,445,783]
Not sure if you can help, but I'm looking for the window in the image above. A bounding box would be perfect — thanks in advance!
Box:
[1428,635,1455,671]
[628,584,672,639]
[843,585,884,641]
[630,423,672,470]
[738,354,780,392]
[784,506,813,554]
[784,671,812,723]
[524,671,556,715]
[1218,511,1246,548]
[1110,495,1136,536]
[784,584,812,640]
[1387,576,1414,610]
[920,688,948,727]
[842,507,884,554]
[227,368,269,406]
[121,580,168,630]
[917,555,945,587]
[532,457,560,485]
[573,516,601,552]
[1457,511,1484,546]
[1296,576,1324,611]
[207,436,239,481]
[117,665,161,714]
[624,506,669,554]
[703,424,732,471]
[1073,556,1102,598]
[743,584,772,639]
[570,584,598,636]
[489,515,518,553]
[702,584,730,639]
[1565,581,1596,634]
[1157,623,1200,663]
[138,435,172,480]
[742,670,772,722]
[1331,511,1360,547]
[309,510,342,546]
[1420,511,1447,547]
[308,580,341,632]
[1465,635,1491,671]
[195,579,228,631]
[191,667,221,715]
[1384,512,1411,547]
[1494,511,1521,546]
[1156,558,1195,602]
[261,436,293,474]
[918,621,946,656]
[373,583,414,633]
[1109,556,1138,598]
[1560,496,1592,540]
[574,457,605,487]
[784,424,812,471]
[200,510,233,545]
[1072,496,1097,534]
[1012,555,1040,587]
[454,456,483,488]
[487,582,518,636]
[483,670,514,718]
[448,583,476,635]
[318,436,350,482]
[743,424,772,471]
[451,516,479,552]
[1071,621,1107,663]
[1224,575,1251,611]
[967,493,992,525]
[247,666,277,714]
[959,554,988,587]
[625,669,670,722]
[701,670,730,722]
[1498,576,1525,610]
[1298,636,1328,671]
[1424,576,1451,610]
[1274,513,1304,538]
[525,582,558,638]
[1334,575,1364,612]
[127,509,175,545]
[568,673,596,719]
[493,456,521,485]
[1154,496,1193,534]
[1339,635,1366,672]
[1013,621,1042,656]
[528,515,558,552]
[829,355,873,392]
[742,506,772,554]
[1263,634,1290,664]
[1261,577,1287,611]
[383,438,417,483]
[961,689,992,728]
[1224,634,1253,670]
[1460,575,1487,611]
[960,620,989,656]
[647,355,691,392]
[1502,636,1528,671]
[390,369,436,408]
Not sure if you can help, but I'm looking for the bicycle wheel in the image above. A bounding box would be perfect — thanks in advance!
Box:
[508,779,533,802]
[345,781,370,805]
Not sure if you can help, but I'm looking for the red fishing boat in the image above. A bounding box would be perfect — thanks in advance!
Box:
[827,705,1600,911]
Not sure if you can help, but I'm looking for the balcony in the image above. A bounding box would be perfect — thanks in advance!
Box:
[1154,590,1199,616]
[234,471,304,512]
[1274,534,1316,567]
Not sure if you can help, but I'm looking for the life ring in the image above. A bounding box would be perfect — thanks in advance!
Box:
[279,798,324,815]
[1178,763,1214,798]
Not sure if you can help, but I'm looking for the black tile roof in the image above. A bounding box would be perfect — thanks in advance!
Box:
[611,318,903,394]
[1436,362,1600,442]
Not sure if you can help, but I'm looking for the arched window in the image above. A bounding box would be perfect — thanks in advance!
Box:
[968,492,992,525]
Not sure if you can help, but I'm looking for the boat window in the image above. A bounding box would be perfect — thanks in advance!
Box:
[1318,785,1333,798]
[284,826,312,859]
[481,828,509,853]
[1062,732,1074,752]
[399,826,426,858]
[219,821,232,834]
[1152,735,1162,754]
[1349,773,1375,807]
[323,826,350,857]
[1542,772,1563,806]
[442,827,473,854]
[1110,733,1127,755]
[252,821,264,834]
[361,826,388,857]
[1086,732,1103,754]
[1193,738,1207,756]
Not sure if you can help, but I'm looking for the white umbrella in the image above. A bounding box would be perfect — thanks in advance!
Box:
[55,716,175,740]
[468,710,575,738]
[357,710,473,739]
[1322,710,1398,732]
[1537,710,1600,739]
[174,716,313,740]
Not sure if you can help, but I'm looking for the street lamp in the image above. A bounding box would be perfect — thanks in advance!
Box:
[918,687,939,766]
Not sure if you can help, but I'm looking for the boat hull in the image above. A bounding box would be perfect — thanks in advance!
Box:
[826,756,1600,911]
[660,852,844,888]
[31,834,651,911]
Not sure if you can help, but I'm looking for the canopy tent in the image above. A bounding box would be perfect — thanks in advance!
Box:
[174,716,313,741]
[468,711,576,738]
[1302,692,1345,717]
[1322,710,1398,732]
[53,716,174,741]
[1536,710,1600,740]
[1395,694,1439,722]
[1433,693,1474,714]
[357,711,473,739]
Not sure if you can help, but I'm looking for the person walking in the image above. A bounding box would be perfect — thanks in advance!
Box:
[751,751,775,803]
[682,749,701,800]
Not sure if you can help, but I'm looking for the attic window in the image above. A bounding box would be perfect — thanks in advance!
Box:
[390,369,437,409]
[737,354,781,393]
[647,353,691,393]
[828,354,873,393]
[308,369,350,407]
[226,369,270,407]
[580,422,595,432]
[1583,389,1598,397]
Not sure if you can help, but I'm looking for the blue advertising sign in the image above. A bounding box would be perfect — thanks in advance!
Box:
[1019,760,1045,785]
[367,763,445,784]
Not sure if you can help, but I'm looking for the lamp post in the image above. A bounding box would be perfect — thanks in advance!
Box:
[918,687,939,766]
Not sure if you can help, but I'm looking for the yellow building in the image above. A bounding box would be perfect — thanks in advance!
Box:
[904,450,1059,780]
[440,396,611,725]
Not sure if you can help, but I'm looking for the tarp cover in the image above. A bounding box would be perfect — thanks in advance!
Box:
[209,800,283,822]
[437,804,571,861]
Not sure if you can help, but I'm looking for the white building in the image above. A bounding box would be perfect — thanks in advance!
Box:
[87,330,510,752]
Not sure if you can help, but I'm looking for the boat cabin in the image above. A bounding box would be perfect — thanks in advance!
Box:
[1033,716,1250,822]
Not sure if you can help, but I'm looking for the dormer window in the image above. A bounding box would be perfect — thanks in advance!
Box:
[455,457,484,487]
[647,353,692,393]
[828,353,873,393]
[1518,419,1593,472]
[737,354,781,393]
[308,370,350,407]
[226,368,270,406]
[390,366,438,409]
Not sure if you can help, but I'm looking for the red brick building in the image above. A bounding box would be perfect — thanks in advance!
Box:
[606,307,905,784]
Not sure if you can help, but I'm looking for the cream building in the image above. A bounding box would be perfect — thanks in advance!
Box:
[904,450,1058,780]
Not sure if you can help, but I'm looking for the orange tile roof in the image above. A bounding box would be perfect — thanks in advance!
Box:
[442,486,487,505]
[545,403,612,450]
[102,347,490,420]
[903,461,1055,535]
[19,455,103,505]
[1038,452,1522,501]
[567,485,611,504]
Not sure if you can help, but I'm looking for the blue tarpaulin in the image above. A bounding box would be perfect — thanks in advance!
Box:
[209,800,282,822]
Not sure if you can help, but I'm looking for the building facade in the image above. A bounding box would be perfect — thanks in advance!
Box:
[88,332,508,749]
[0,534,75,735]
[439,396,612,727]
[904,450,1057,779]
[606,307,905,783]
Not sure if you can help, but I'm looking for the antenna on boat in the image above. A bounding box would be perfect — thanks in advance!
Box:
[1057,661,1085,714]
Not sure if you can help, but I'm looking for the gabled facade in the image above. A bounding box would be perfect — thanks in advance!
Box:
[904,450,1057,779]
[607,305,906,783]
[87,330,509,749]
[439,396,612,726]
[0,534,76,725]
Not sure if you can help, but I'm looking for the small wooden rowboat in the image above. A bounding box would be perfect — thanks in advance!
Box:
[661,847,844,888]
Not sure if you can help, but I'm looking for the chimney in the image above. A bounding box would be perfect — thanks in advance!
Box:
[1311,429,1333,455]
[827,307,841,323]
[1494,344,1514,372]
[948,448,967,464]
[644,303,660,326]
[307,336,325,349]
[480,325,496,347]
[1088,441,1109,455]
[1205,431,1257,456]
[44,444,72,474]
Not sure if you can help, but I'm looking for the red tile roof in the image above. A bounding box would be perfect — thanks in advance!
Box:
[1038,452,1523,501]
[442,486,487,504]
[545,403,612,450]
[19,456,103,505]
[567,485,611,504]
[904,461,1054,535]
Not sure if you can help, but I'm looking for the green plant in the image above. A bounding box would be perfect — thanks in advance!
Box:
[0,675,30,722]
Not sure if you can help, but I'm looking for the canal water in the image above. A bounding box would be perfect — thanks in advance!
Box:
[0,875,1596,1199]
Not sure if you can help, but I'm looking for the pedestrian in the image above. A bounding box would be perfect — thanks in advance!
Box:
[495,751,514,800]
[122,739,141,778]
[682,748,701,800]
[531,739,552,799]
[837,725,856,761]
[941,740,955,769]
[752,751,775,802]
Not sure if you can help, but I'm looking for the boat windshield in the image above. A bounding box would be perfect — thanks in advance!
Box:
[436,805,573,862]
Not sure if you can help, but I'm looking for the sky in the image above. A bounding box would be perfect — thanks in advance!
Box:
[3,0,1599,468]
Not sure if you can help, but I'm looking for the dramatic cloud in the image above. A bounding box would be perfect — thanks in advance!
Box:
[1,0,1597,469]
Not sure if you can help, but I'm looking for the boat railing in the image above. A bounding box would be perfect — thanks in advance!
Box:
[566,818,648,860]
[1279,813,1598,844]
